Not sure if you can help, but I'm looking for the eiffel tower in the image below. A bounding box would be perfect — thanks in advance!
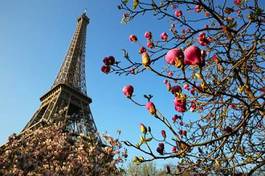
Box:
[22,12,99,139]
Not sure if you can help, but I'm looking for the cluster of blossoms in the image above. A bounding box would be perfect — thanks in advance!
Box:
[118,33,214,166]
[144,32,155,49]
[129,120,190,163]
[122,83,190,158]
[165,45,205,68]
[129,31,170,68]
[0,121,125,175]
[101,56,116,74]
[197,32,212,46]
[164,45,206,114]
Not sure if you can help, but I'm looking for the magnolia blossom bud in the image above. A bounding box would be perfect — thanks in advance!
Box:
[139,123,147,134]
[145,101,156,115]
[129,34,138,42]
[122,85,134,98]
[144,31,152,40]
[161,130,166,138]
[184,45,204,67]
[101,65,110,74]
[160,32,168,41]
[141,52,151,67]
[165,48,184,68]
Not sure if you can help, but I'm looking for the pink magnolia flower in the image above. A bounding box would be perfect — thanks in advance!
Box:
[171,85,182,95]
[212,54,220,64]
[144,31,152,40]
[161,130,166,138]
[190,101,197,112]
[160,32,168,41]
[179,130,187,136]
[198,40,207,46]
[108,56,115,65]
[122,85,134,98]
[174,95,187,112]
[234,0,241,5]
[190,87,196,95]
[147,41,154,48]
[183,84,190,90]
[207,36,213,42]
[195,5,202,13]
[129,34,137,42]
[175,10,182,17]
[166,82,171,91]
[165,48,184,67]
[198,32,210,46]
[175,105,186,112]
[101,65,110,74]
[157,143,164,155]
[172,114,181,122]
[172,146,177,153]
[237,10,241,16]
[163,79,169,84]
[103,57,109,65]
[159,143,164,148]
[174,96,186,107]
[229,104,237,109]
[139,47,146,54]
[103,56,115,65]
[184,45,203,66]
[156,147,164,155]
[146,101,156,115]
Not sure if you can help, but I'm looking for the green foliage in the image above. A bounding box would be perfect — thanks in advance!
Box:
[124,161,168,176]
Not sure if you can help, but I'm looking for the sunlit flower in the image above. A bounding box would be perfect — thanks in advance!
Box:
[145,101,156,115]
[122,85,134,98]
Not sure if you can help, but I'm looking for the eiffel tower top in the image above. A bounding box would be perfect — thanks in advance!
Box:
[52,12,89,95]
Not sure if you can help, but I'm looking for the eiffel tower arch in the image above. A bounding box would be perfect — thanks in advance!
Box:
[23,13,99,140]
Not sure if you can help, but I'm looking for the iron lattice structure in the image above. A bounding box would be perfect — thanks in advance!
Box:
[23,13,99,140]
[52,14,87,95]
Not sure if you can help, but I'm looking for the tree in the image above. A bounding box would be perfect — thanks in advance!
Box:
[125,161,179,176]
[125,161,160,176]
[101,0,265,175]
[0,114,126,175]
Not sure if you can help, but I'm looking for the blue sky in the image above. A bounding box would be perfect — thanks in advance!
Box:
[0,0,187,166]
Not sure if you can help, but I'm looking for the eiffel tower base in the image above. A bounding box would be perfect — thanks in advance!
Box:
[23,84,98,137]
